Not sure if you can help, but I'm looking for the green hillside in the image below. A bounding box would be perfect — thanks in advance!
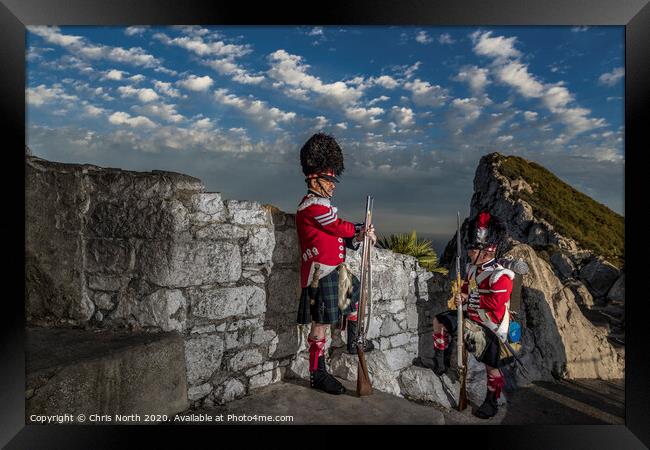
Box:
[493,154,624,268]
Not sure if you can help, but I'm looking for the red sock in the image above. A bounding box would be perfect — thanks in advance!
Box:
[487,371,505,399]
[433,329,450,351]
[308,336,326,372]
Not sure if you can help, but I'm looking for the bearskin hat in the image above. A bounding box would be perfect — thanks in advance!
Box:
[463,211,507,256]
[300,133,344,182]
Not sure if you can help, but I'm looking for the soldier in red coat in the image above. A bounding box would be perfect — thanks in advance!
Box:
[296,133,377,395]
[430,211,515,419]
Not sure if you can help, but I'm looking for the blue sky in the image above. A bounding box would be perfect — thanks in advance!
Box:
[26,25,624,244]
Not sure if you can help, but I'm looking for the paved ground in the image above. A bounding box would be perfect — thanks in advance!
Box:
[173,376,624,425]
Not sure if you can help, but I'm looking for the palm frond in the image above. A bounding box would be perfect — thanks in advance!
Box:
[378,230,449,275]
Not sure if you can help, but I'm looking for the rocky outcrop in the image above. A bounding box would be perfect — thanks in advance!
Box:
[442,152,625,347]
[506,244,623,381]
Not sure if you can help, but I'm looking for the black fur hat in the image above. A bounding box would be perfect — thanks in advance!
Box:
[464,211,507,256]
[300,133,344,182]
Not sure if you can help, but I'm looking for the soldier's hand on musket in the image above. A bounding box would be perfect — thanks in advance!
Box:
[358,224,377,246]
[455,292,468,308]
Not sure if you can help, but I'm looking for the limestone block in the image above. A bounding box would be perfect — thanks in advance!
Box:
[184,334,224,385]
[228,349,264,372]
[226,200,270,226]
[86,239,132,273]
[242,226,275,266]
[138,240,241,287]
[188,286,264,321]
[191,193,226,223]
[110,288,186,332]
[214,378,246,405]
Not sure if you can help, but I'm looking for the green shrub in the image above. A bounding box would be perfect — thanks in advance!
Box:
[378,230,449,275]
[494,154,624,268]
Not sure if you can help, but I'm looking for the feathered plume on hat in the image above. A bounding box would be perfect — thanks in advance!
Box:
[300,133,344,183]
[464,210,507,255]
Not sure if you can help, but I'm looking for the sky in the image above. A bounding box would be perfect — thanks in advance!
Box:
[26,25,624,246]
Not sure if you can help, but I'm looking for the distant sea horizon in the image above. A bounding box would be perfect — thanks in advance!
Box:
[378,231,452,257]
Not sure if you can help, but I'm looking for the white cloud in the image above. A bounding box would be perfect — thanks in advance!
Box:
[368,95,390,106]
[205,58,265,85]
[308,27,324,36]
[29,26,160,68]
[267,49,365,106]
[403,61,421,79]
[154,80,182,98]
[213,88,296,130]
[125,26,148,36]
[129,74,145,83]
[391,106,415,127]
[495,61,545,98]
[571,26,589,32]
[117,86,160,103]
[555,107,606,135]
[26,84,78,106]
[372,75,399,89]
[403,78,448,107]
[497,135,513,143]
[103,69,127,81]
[132,103,185,123]
[438,33,455,45]
[153,32,251,58]
[82,104,106,117]
[454,65,490,95]
[451,97,482,123]
[314,116,329,128]
[108,111,156,128]
[344,106,384,126]
[415,31,433,44]
[524,111,538,121]
[543,85,573,111]
[192,118,213,129]
[598,67,624,86]
[470,30,521,61]
[178,74,214,92]
[335,122,348,130]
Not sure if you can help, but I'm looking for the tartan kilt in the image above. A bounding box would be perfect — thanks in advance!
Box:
[297,268,360,325]
[435,310,513,368]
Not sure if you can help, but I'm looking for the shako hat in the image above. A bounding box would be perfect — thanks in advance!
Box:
[300,132,344,183]
[464,211,507,255]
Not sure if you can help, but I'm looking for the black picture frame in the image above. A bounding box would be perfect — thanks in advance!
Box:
[2,0,648,447]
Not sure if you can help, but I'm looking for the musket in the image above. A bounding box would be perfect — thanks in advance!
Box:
[456,211,468,411]
[355,195,374,397]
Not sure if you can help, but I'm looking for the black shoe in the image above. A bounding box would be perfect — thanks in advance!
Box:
[432,348,450,376]
[346,321,375,354]
[310,356,346,395]
[474,390,499,419]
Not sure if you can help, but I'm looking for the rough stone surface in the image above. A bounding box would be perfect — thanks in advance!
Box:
[607,274,625,304]
[188,286,264,320]
[507,244,623,381]
[184,334,224,385]
[550,252,576,280]
[26,328,189,418]
[110,288,187,332]
[579,259,620,298]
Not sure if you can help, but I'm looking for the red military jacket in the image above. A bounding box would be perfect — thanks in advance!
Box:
[296,192,358,288]
[461,259,514,332]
